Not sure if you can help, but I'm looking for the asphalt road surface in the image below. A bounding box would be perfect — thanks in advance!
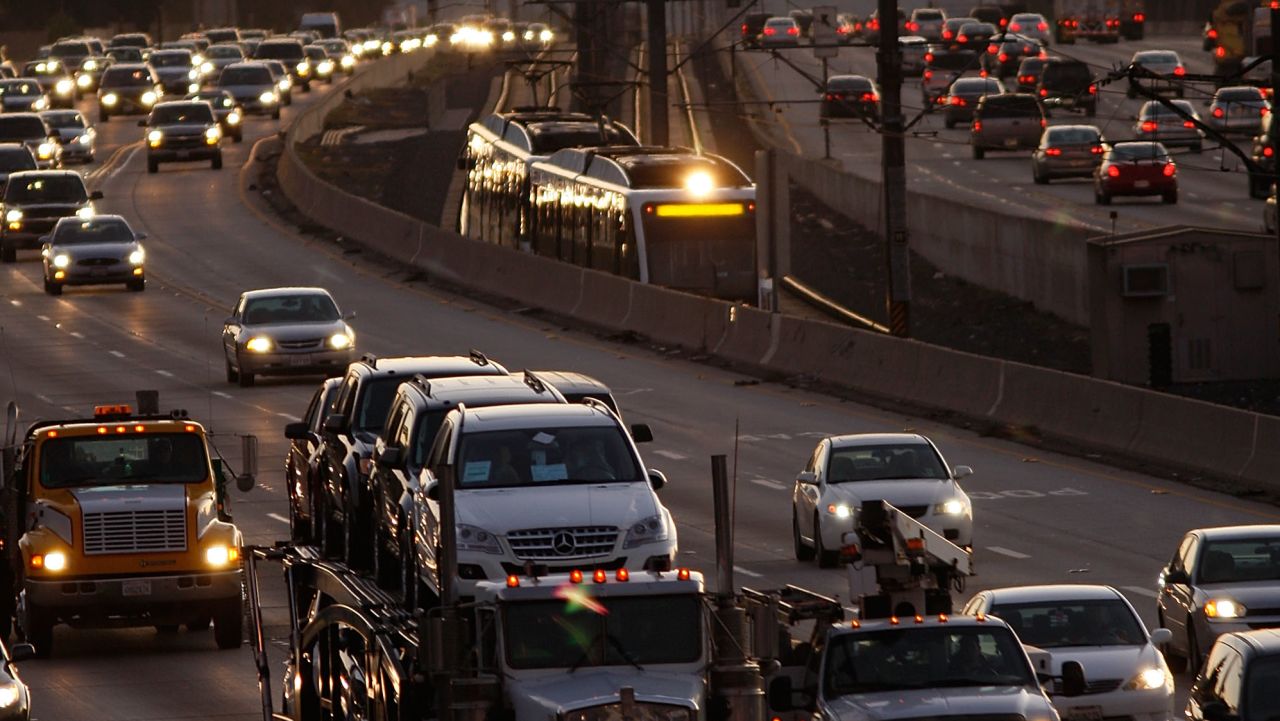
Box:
[0,50,1273,720]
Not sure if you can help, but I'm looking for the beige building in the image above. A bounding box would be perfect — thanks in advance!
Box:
[1088,226,1280,386]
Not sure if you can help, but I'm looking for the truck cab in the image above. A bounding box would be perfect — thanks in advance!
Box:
[3,403,251,656]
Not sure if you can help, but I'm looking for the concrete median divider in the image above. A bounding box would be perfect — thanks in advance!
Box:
[275,47,1280,497]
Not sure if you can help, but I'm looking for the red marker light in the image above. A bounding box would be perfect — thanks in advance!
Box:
[1162,163,1176,177]
[1183,120,1196,129]
[506,574,520,587]
[570,569,584,583]
[1107,165,1121,177]
[616,568,630,582]
[973,120,982,131]
[677,567,691,581]
[593,568,607,583]
[1088,84,1097,94]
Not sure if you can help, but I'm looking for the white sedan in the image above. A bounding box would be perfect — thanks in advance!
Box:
[963,584,1175,721]
[791,433,973,567]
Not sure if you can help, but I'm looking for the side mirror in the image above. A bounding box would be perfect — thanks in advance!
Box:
[631,423,654,443]
[647,469,667,490]
[342,311,357,321]
[425,480,440,501]
[767,675,794,711]
[1149,628,1173,646]
[38,235,50,244]
[1060,660,1086,698]
[1163,569,1190,585]
[137,119,148,126]
[376,445,404,469]
[284,421,311,441]
[9,643,34,662]
[797,471,817,485]
[134,231,148,240]
[322,413,346,434]
[952,464,973,479]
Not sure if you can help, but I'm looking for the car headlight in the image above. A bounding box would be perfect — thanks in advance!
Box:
[128,248,145,265]
[245,336,273,353]
[341,54,355,67]
[523,30,535,40]
[296,61,310,74]
[55,78,74,95]
[83,59,98,71]
[827,503,853,519]
[259,91,277,104]
[318,60,334,74]
[188,68,199,81]
[1205,599,1246,619]
[623,514,670,548]
[76,73,93,88]
[33,97,48,110]
[42,550,67,572]
[4,209,21,223]
[226,111,241,125]
[540,29,554,42]
[0,680,20,708]
[36,142,55,159]
[1124,667,1169,691]
[935,499,966,515]
[328,332,353,349]
[502,31,516,42]
[201,62,214,74]
[52,253,70,268]
[456,524,502,554]
[192,54,205,66]
[101,92,118,105]
[77,133,92,145]
[205,544,239,566]
[76,206,95,220]
[147,129,163,147]
[278,79,291,91]
[188,83,200,94]
[141,90,157,105]
[205,126,221,143]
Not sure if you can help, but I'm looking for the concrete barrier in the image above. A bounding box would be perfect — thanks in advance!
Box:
[276,48,1280,497]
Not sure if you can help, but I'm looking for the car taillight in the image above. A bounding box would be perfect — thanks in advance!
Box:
[1174,66,1186,77]
[1265,146,1275,157]
[837,26,847,34]
[1039,88,1048,96]
[764,27,775,35]
[907,22,919,31]
[741,23,748,33]
[1090,145,1104,154]
[1141,120,1158,132]
[999,53,1009,62]
[1264,107,1272,116]
[1213,107,1224,118]
[950,96,965,106]
[1163,163,1176,176]
[1010,23,1021,31]
[1038,22,1048,31]
[1088,84,1097,94]
[942,29,952,39]
[787,27,799,35]
[987,44,998,54]
[1134,13,1145,22]
[924,69,933,80]
[1107,165,1120,177]
[1020,75,1031,84]
[1208,28,1218,39]
[1040,118,1047,128]
[925,52,934,62]
[958,34,968,42]
[1215,46,1227,58]
[861,92,878,102]
[999,18,1008,27]
[1183,120,1196,129]
[824,93,836,101]
[973,120,982,131]
[1045,147,1062,156]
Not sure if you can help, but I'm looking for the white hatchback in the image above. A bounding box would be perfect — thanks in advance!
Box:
[791,433,973,567]
[963,584,1175,721]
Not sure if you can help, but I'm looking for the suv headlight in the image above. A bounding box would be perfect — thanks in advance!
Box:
[296,61,310,74]
[226,111,241,125]
[77,133,92,145]
[83,59,98,71]
[141,90,157,105]
[934,499,966,515]
[101,92,119,105]
[76,73,92,88]
[827,503,852,519]
[205,126,221,143]
[52,253,70,268]
[128,248,145,265]
[147,129,163,147]
[259,91,277,104]
[33,97,48,110]
[1123,667,1168,691]
[623,514,669,548]
[245,336,273,353]
[457,524,502,554]
[1205,599,1246,619]
[328,332,353,349]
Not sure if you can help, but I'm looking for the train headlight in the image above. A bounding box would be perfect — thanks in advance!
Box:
[684,170,715,197]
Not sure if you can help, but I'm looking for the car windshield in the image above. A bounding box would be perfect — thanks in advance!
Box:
[1046,127,1101,145]
[1137,52,1178,66]
[827,442,948,482]
[1198,538,1280,583]
[456,425,642,487]
[981,98,1040,117]
[1245,655,1280,721]
[1018,58,1045,73]
[0,81,40,96]
[220,66,271,84]
[1218,88,1264,102]
[0,118,47,140]
[255,42,303,60]
[504,594,701,670]
[830,77,873,92]
[1111,144,1169,162]
[960,23,995,34]
[43,112,84,128]
[242,293,339,325]
[208,46,243,58]
[51,43,91,58]
[5,175,87,202]
[990,599,1146,647]
[150,52,191,67]
[151,104,214,124]
[954,79,1000,94]
[823,626,1034,697]
[0,150,35,172]
[53,218,133,244]
[39,433,208,488]
[915,10,944,20]
[107,48,143,62]
[102,68,152,87]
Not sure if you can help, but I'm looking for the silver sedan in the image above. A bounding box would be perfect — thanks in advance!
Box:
[41,214,146,295]
[222,287,357,387]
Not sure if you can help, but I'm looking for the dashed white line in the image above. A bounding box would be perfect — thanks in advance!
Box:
[750,478,788,491]
[652,450,687,460]
[733,565,764,578]
[1122,585,1158,599]
[108,350,125,358]
[276,412,302,421]
[987,546,1031,559]
[36,315,49,322]
[266,513,290,525]
[8,299,18,306]
[211,391,232,399]
[69,331,84,339]
[155,369,174,378]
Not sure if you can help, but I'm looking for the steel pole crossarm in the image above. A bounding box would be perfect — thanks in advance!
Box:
[765,48,825,90]
[668,1,760,75]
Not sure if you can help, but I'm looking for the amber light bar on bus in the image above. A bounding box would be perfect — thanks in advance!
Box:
[645,202,754,218]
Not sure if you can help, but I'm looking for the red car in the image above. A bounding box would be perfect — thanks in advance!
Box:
[1094,141,1177,205]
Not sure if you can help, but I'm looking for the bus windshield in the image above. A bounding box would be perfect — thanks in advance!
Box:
[39,433,209,487]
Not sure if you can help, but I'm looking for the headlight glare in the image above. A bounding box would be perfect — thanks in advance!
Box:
[0,681,19,708]
[205,544,238,566]
[227,111,241,125]
[75,206,94,220]
[341,54,355,67]
[1205,599,1245,619]
[935,499,966,515]
[77,133,92,145]
[296,61,310,74]
[147,129,163,146]
[1124,667,1168,691]
[828,503,852,519]
[37,142,54,159]
[328,332,353,349]
[76,73,93,88]
[4,209,21,222]
[52,253,70,268]
[84,59,98,71]
[205,126,221,141]
[141,90,157,105]
[259,91,277,104]
[128,248,145,265]
[101,92,119,106]
[56,78,73,95]
[245,336,273,353]
[457,524,502,554]
[44,551,67,572]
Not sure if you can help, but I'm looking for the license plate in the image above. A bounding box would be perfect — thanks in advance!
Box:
[1065,707,1103,721]
[1134,180,1150,189]
[290,354,312,367]
[122,579,152,596]
[1069,159,1088,166]
[1005,138,1019,148]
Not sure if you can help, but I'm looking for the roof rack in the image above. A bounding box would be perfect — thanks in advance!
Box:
[410,373,434,397]
[360,352,379,369]
[522,370,547,394]
[468,349,490,366]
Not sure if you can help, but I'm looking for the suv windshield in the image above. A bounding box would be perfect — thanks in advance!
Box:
[457,425,642,487]
[220,66,271,85]
[255,42,304,60]
[823,626,1034,697]
[827,442,948,482]
[150,52,191,68]
[991,599,1146,647]
[40,434,208,488]
[5,175,87,202]
[504,594,701,669]
[53,218,133,244]
[50,43,91,59]
[1111,143,1169,162]
[1199,538,1280,583]
[0,118,47,140]
[0,149,34,172]
[101,68,153,87]
[1219,88,1264,102]
[242,293,339,324]
[980,97,1041,117]
[151,104,214,124]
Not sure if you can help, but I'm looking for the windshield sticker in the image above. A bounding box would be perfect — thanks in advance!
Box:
[531,463,568,482]
[462,460,491,483]
[531,432,556,445]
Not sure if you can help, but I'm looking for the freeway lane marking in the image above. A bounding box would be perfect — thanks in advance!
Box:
[267,513,290,524]
[155,369,174,378]
[211,391,231,399]
[652,450,687,460]
[987,546,1031,559]
[277,412,301,421]
[36,315,49,322]
[733,565,764,578]
[751,479,788,491]
[108,350,124,358]
[68,331,84,339]
[1122,585,1158,599]
[7,299,17,306]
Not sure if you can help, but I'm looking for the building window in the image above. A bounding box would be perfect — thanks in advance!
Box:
[1122,263,1169,297]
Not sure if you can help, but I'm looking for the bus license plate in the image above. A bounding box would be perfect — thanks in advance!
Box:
[122,580,152,596]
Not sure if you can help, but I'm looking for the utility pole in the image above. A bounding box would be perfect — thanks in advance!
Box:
[878,0,911,337]
[1272,6,1279,263]
[647,0,669,146]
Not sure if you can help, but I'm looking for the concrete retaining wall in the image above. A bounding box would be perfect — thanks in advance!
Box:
[276,51,1280,496]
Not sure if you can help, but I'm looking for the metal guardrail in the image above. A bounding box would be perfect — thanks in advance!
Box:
[781,275,889,333]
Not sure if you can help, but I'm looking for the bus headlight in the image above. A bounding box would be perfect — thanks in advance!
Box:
[52,253,70,268]
[245,336,273,353]
[141,90,158,106]
[101,92,119,106]
[205,544,239,566]
[43,551,68,572]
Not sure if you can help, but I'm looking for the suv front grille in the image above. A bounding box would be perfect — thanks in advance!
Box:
[506,526,619,560]
[77,257,119,267]
[1052,678,1122,695]
[277,338,323,350]
[82,509,187,555]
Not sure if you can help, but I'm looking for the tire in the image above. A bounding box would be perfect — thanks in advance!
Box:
[225,358,239,383]
[1164,190,1178,204]
[126,278,145,292]
[23,602,53,659]
[44,280,62,296]
[973,146,985,160]
[1158,610,1188,674]
[400,527,419,609]
[147,157,158,174]
[272,107,281,120]
[186,616,211,632]
[237,369,255,387]
[1033,168,1049,184]
[211,153,223,170]
[815,513,839,568]
[0,243,14,263]
[793,510,816,561]
[1187,627,1202,676]
[1096,190,1112,205]
[213,597,243,650]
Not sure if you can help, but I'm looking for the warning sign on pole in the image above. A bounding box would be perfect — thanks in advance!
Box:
[812,5,838,59]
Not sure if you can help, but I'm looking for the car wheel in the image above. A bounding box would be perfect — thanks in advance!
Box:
[211,152,223,170]
[44,280,62,296]
[1163,189,1178,204]
[23,602,54,659]
[212,597,243,650]
[972,146,984,160]
[147,158,158,174]
[793,509,816,561]
[1033,168,1049,184]
[126,278,145,292]
[1096,190,1111,205]
[814,513,839,568]
[237,369,255,387]
[224,358,239,383]
[0,243,15,263]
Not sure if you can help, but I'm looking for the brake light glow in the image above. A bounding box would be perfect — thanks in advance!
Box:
[999,18,1008,27]
[1089,84,1097,94]
[1038,22,1048,31]
[1107,165,1121,177]
[1162,163,1176,177]
[1134,13,1145,22]
[1265,146,1275,157]
[1141,120,1158,132]
[1216,46,1226,58]
[924,69,933,80]
[907,21,919,31]
[787,26,799,36]
[999,53,1009,62]
[1091,145,1104,154]
[1208,28,1218,39]
[1213,107,1224,118]
[925,52,934,62]
[741,23,748,33]
[1041,118,1047,128]
[950,96,966,106]
[593,569,607,583]
[987,44,998,54]
[1174,66,1186,77]
[973,120,982,131]
[1183,120,1196,129]
[942,29,953,39]
[763,27,776,35]
[1264,107,1272,117]
[1020,75,1033,84]
[860,92,878,102]
[1045,147,1062,156]
[957,34,968,42]
[1039,88,1048,96]
[1010,23,1021,31]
